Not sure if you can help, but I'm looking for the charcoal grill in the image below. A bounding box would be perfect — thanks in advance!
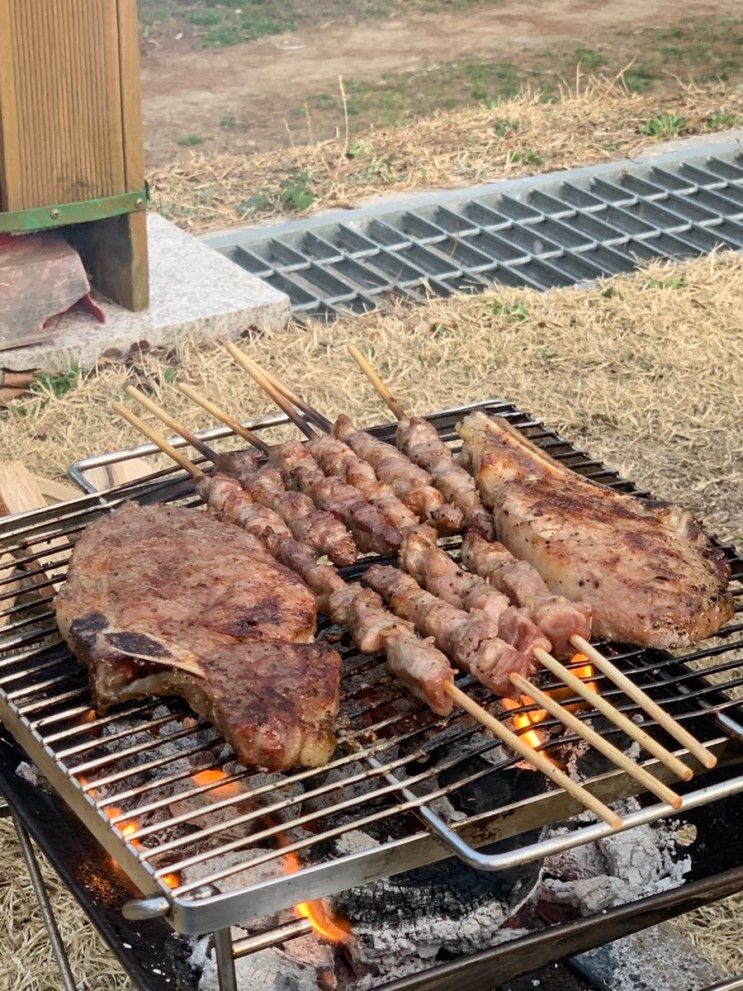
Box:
[1,399,742,991]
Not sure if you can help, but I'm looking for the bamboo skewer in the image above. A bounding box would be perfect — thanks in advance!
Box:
[447,682,621,828]
[112,403,204,480]
[176,383,271,456]
[125,387,218,463]
[510,673,682,809]
[112,400,624,830]
[569,635,717,770]
[223,347,318,441]
[224,341,332,433]
[347,345,715,777]
[348,344,407,421]
[534,648,693,781]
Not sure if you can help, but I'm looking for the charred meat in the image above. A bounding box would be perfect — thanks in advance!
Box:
[55,503,341,771]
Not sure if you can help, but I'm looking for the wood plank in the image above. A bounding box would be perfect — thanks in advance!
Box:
[0,0,124,208]
[33,475,81,505]
[0,462,69,595]
[69,210,149,312]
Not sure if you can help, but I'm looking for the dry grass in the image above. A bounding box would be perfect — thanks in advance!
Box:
[0,254,741,987]
[148,78,743,233]
[0,820,130,990]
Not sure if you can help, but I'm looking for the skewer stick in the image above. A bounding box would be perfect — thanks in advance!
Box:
[446,682,622,828]
[510,673,682,809]
[570,635,717,770]
[112,403,204,480]
[534,648,693,781]
[176,384,271,457]
[347,344,408,421]
[224,344,331,433]
[224,346,318,441]
[125,387,218,463]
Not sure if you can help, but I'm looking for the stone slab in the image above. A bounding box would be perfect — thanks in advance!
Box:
[1,213,290,371]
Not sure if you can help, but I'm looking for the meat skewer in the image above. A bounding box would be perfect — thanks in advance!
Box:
[177,385,402,559]
[225,343,461,532]
[348,349,717,771]
[347,343,495,539]
[234,357,592,661]
[117,400,672,825]
[125,386,358,568]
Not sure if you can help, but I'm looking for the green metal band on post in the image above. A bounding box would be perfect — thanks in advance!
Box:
[0,187,148,234]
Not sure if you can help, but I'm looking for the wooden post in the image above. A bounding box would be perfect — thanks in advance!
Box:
[0,0,149,310]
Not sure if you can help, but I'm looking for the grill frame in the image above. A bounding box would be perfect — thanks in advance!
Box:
[1,399,741,937]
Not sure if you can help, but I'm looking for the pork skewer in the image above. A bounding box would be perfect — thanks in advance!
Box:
[225,342,461,532]
[236,351,590,659]
[349,350,717,771]
[178,385,404,558]
[125,386,357,567]
[112,403,626,827]
[347,343,495,539]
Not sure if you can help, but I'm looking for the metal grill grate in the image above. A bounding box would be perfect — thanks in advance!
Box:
[204,142,743,321]
[2,401,742,937]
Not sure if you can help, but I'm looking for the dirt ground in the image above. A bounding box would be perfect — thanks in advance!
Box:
[138,0,742,164]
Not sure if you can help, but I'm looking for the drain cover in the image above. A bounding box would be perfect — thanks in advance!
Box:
[205,141,743,321]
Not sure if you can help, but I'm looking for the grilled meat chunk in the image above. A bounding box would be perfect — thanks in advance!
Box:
[461,532,591,657]
[401,531,551,660]
[458,412,733,648]
[365,564,537,697]
[332,415,462,532]
[215,449,356,567]
[55,503,340,770]
[396,415,495,538]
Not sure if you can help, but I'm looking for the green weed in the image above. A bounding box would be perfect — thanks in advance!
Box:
[638,113,687,138]
[31,363,84,400]
[643,276,687,290]
[177,134,205,147]
[486,300,529,322]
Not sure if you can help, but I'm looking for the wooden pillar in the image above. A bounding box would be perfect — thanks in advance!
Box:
[0,0,149,310]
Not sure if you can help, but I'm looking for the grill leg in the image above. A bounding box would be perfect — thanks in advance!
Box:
[11,811,77,991]
[213,927,237,991]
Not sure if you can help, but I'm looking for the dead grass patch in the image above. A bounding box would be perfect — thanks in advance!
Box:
[148,78,743,233]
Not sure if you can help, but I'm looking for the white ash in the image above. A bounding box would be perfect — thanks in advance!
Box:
[542,798,690,915]
[199,946,322,991]
[15,760,40,787]
[343,925,529,991]
[334,829,380,857]
[284,932,336,988]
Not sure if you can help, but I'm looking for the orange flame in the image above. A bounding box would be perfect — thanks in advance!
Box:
[503,656,596,753]
[282,848,350,943]
[102,804,181,890]
[191,768,243,800]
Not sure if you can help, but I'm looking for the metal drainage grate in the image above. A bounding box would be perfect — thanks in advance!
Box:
[205,141,743,322]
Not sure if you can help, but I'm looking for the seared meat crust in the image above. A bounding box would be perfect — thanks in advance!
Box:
[458,412,733,648]
[55,503,340,770]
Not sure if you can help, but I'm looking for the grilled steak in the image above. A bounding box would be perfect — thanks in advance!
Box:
[55,503,341,770]
[458,412,733,648]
